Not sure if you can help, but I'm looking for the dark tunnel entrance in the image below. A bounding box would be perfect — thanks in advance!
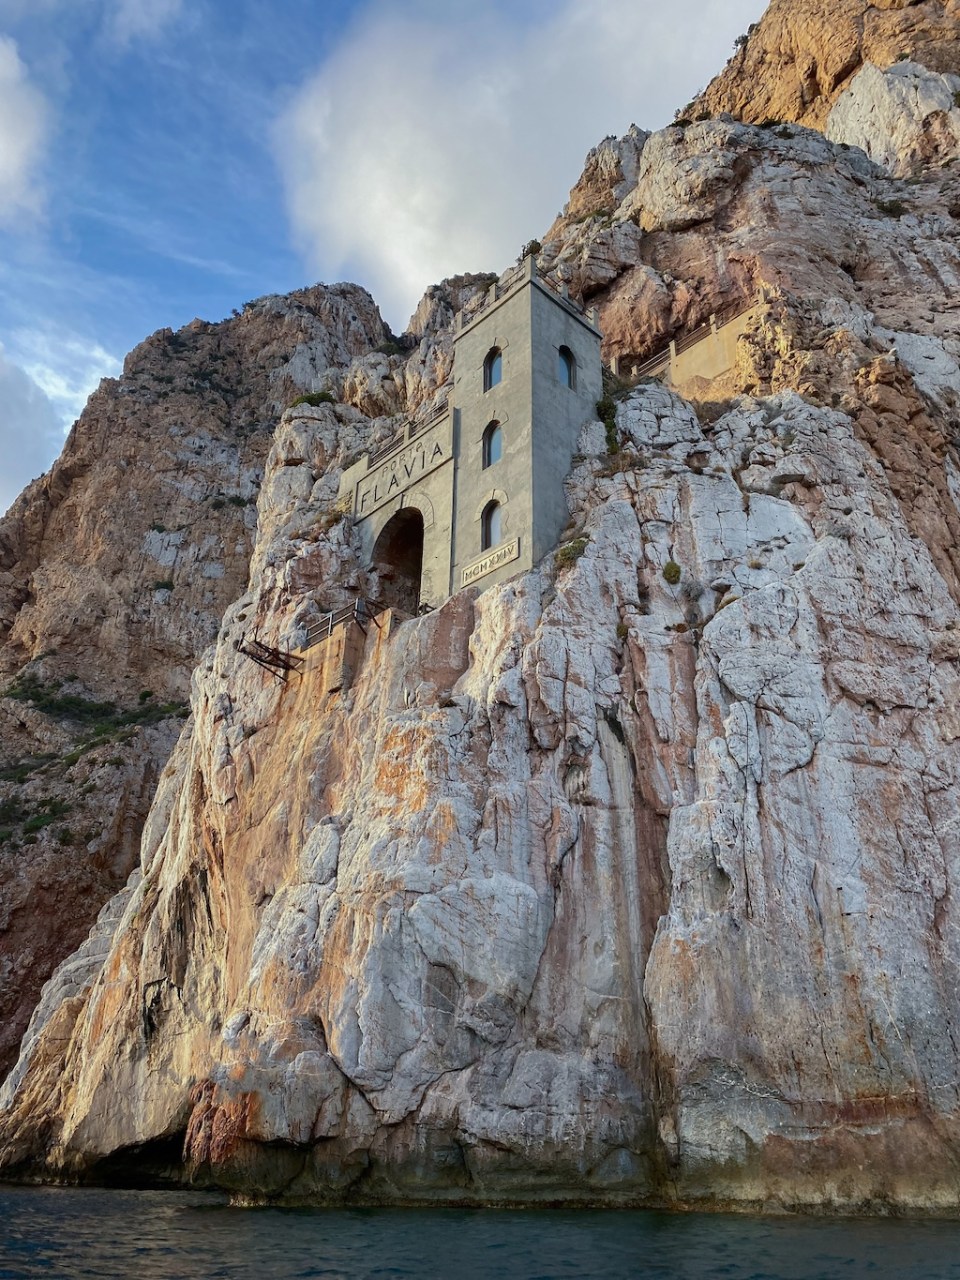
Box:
[370,507,424,615]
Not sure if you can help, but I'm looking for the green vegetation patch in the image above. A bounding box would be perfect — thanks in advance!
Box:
[0,797,25,824]
[23,800,70,834]
[85,700,188,740]
[5,673,118,724]
[555,538,589,571]
[596,396,619,453]
[0,796,73,843]
[662,560,682,586]
[289,391,336,409]
[3,673,187,742]
[875,198,907,219]
[0,754,57,783]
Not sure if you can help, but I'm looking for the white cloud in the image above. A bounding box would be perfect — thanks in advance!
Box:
[10,327,121,423]
[0,35,49,222]
[0,1,63,20]
[0,343,63,514]
[275,0,763,329]
[0,329,120,513]
[0,0,183,43]
[107,0,183,46]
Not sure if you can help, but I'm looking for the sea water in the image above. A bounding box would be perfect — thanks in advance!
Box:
[3,1185,960,1279]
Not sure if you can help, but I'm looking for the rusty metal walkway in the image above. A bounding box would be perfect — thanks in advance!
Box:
[238,634,304,682]
[241,596,432,680]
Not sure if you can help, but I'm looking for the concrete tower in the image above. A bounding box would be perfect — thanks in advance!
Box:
[450,255,603,591]
[338,256,603,611]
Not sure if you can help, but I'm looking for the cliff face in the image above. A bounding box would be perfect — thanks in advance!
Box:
[689,0,960,132]
[4,1,960,1213]
[0,284,391,702]
[0,285,393,1075]
[4,87,960,1209]
[686,0,960,179]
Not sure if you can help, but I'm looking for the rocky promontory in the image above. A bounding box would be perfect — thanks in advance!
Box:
[3,0,960,1214]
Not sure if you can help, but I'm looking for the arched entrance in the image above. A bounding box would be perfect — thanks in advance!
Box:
[370,507,424,614]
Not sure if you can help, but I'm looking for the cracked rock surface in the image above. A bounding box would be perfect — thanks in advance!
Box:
[4,366,960,1209]
[4,0,960,1212]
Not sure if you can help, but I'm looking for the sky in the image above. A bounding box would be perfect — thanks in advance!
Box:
[0,0,764,513]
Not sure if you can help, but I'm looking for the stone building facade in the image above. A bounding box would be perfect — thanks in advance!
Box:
[338,256,603,612]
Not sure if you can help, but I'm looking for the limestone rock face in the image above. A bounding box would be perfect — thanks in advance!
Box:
[5,354,960,1208]
[542,115,960,381]
[0,284,392,1076]
[0,284,389,702]
[7,0,960,1215]
[826,60,960,173]
[688,0,960,132]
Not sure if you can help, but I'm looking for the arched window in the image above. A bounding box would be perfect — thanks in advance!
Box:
[558,345,576,389]
[481,500,502,551]
[482,421,502,468]
[483,347,503,391]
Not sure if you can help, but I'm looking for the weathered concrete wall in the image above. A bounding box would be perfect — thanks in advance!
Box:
[452,263,602,587]
[668,308,759,396]
[340,417,455,610]
[451,281,535,590]
[529,285,603,563]
[338,263,603,605]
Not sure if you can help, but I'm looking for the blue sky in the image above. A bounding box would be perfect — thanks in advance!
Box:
[0,0,763,511]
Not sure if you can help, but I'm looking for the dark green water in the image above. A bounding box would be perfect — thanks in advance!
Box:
[2,1186,960,1279]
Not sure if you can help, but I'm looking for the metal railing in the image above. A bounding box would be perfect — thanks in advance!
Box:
[366,434,406,468]
[365,398,450,470]
[674,322,712,355]
[408,396,450,438]
[625,293,761,381]
[535,271,587,315]
[301,597,387,652]
[632,349,671,379]
[466,264,525,326]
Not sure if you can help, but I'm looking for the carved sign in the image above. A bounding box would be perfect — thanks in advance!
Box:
[355,417,452,520]
[461,538,521,587]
